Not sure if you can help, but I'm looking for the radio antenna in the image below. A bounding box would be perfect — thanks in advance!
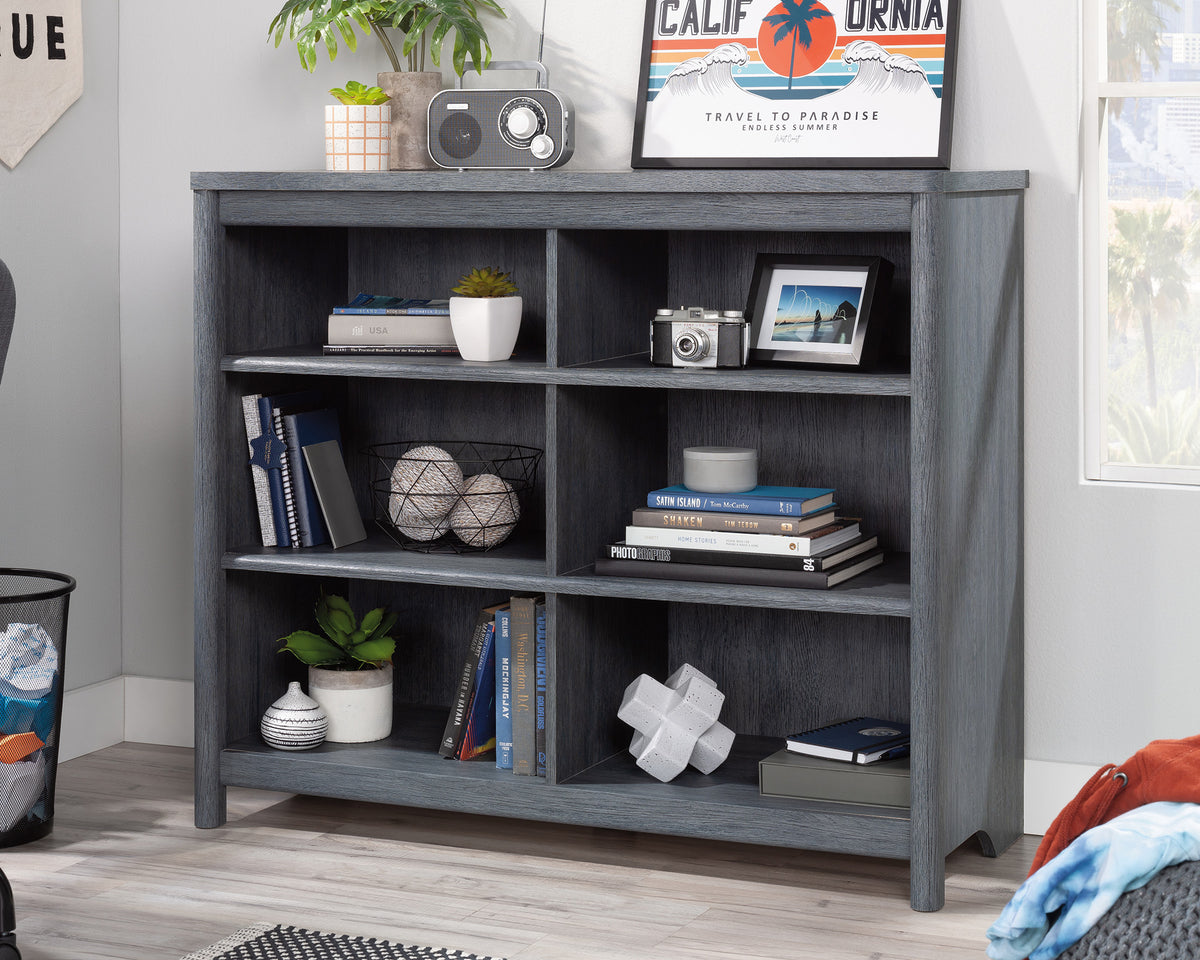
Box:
[538,0,548,63]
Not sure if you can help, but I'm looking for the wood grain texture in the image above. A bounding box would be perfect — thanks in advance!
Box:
[193,173,1025,911]
[10,743,1038,960]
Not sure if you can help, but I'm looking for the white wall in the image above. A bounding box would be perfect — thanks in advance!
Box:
[0,0,122,691]
[8,0,1196,823]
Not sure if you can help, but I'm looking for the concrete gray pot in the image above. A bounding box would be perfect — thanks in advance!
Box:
[377,71,442,170]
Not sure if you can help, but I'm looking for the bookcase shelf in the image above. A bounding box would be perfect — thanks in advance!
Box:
[193,170,1025,911]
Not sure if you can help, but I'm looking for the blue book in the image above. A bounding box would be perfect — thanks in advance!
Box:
[494,606,513,770]
[457,624,497,760]
[332,294,451,315]
[534,600,547,778]
[785,717,910,764]
[251,390,322,547]
[281,407,342,548]
[646,484,835,517]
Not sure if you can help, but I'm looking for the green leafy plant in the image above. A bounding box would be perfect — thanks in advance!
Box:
[329,80,390,104]
[268,0,507,78]
[452,266,518,298]
[277,590,397,668]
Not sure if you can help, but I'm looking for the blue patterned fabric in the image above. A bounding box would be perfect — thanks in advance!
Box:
[987,801,1200,960]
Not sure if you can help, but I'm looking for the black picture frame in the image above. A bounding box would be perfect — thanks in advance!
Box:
[745,254,891,367]
[630,0,959,169]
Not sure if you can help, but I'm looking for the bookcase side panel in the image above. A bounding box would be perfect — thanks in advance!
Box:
[348,228,547,362]
[554,230,668,366]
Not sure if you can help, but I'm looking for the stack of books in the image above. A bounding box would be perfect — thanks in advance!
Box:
[439,595,547,777]
[323,294,460,356]
[240,389,366,549]
[594,483,884,589]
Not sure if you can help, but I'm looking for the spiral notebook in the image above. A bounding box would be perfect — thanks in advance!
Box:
[785,716,910,765]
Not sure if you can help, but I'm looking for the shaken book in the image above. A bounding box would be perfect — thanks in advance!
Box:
[630,505,836,536]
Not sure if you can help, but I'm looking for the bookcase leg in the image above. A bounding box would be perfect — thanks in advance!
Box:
[909,856,946,912]
[194,784,227,829]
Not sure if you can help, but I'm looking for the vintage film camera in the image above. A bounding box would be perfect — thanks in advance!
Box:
[427,61,574,170]
[650,307,751,369]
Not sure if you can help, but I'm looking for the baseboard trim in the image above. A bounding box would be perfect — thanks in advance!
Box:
[60,675,194,761]
[1024,758,1098,836]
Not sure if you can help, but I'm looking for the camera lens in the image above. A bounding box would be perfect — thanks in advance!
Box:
[439,113,482,160]
[673,328,710,362]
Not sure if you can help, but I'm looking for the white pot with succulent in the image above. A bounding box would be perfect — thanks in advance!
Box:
[325,81,391,171]
[269,0,508,171]
[277,590,397,743]
[449,266,522,362]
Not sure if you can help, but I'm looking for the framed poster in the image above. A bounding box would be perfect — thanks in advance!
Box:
[631,0,958,168]
[745,254,891,366]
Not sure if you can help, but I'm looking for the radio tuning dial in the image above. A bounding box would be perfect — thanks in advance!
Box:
[506,106,539,139]
[529,134,555,160]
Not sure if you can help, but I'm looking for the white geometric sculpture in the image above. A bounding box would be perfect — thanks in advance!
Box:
[618,663,735,782]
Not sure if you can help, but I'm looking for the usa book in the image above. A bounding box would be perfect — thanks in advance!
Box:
[605,534,879,572]
[494,604,513,770]
[327,313,455,345]
[630,504,836,536]
[331,294,452,315]
[786,717,910,764]
[595,550,883,589]
[625,518,860,557]
[439,602,507,758]
[646,484,834,517]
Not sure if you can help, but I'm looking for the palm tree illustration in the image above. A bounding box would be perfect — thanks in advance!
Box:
[764,0,833,90]
[1108,203,1189,407]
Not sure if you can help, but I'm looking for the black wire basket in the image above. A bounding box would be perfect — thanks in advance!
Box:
[368,441,543,553]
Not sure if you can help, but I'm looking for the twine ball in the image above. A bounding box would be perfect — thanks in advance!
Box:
[389,445,463,540]
[450,473,520,547]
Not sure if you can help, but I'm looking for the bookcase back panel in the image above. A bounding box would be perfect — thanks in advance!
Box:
[223,227,348,352]
[552,386,668,575]
[668,607,910,738]
[344,379,548,540]
[552,594,668,780]
[668,390,912,552]
[553,230,669,367]
[349,228,547,361]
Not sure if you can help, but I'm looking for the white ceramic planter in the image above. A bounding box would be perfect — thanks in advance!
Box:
[449,296,523,361]
[307,663,393,743]
[324,104,390,172]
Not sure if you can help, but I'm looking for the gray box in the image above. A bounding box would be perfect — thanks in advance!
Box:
[758,749,910,808]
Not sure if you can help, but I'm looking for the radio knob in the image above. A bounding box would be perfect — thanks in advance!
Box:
[506,106,540,139]
[530,134,555,160]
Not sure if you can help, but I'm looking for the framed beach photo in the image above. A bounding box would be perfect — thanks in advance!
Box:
[630,0,959,168]
[745,254,891,367]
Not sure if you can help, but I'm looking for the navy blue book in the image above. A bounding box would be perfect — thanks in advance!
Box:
[281,407,342,548]
[646,484,835,517]
[251,390,322,548]
[785,717,910,765]
[494,605,513,770]
[457,623,497,760]
[332,294,451,315]
[534,600,547,778]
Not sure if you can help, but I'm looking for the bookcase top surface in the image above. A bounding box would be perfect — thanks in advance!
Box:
[190,168,1028,197]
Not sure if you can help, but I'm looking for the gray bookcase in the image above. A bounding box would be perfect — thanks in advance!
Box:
[192,170,1026,911]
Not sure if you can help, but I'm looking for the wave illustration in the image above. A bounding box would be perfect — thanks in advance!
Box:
[657,42,755,101]
[839,40,933,97]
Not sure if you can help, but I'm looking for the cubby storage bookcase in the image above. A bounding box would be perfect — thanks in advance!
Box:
[192,170,1026,911]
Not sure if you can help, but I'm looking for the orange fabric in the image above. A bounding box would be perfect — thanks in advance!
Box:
[0,731,42,763]
[1030,733,1200,875]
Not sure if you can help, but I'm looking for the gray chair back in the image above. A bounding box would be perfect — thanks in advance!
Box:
[0,258,12,384]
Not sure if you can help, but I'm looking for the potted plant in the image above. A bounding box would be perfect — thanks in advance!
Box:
[325,81,391,171]
[268,0,508,170]
[277,590,397,743]
[449,266,522,361]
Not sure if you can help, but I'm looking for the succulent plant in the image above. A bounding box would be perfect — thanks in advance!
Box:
[451,266,518,298]
[277,590,397,668]
[329,80,390,105]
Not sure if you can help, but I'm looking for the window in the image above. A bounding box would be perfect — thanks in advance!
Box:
[1084,0,1200,484]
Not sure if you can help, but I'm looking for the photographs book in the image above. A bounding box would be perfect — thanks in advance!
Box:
[646,484,835,517]
[786,717,910,764]
[624,519,860,557]
[594,550,883,590]
[331,294,451,315]
[605,535,879,572]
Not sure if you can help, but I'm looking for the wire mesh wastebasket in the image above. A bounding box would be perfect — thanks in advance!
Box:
[0,570,74,847]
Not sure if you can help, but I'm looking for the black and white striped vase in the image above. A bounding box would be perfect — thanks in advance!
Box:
[260,681,328,751]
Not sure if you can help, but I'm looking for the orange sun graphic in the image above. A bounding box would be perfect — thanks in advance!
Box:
[756,2,838,80]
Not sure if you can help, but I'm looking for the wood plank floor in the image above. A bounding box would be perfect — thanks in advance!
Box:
[0,743,1036,960]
